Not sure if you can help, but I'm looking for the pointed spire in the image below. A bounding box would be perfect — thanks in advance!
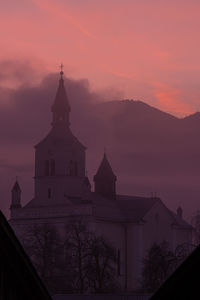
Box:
[94,152,116,181]
[12,180,21,192]
[10,178,21,210]
[51,65,71,127]
[94,152,117,199]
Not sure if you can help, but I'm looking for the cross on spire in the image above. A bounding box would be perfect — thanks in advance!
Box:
[60,63,64,77]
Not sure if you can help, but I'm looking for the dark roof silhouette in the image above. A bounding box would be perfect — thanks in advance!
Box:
[0,210,52,300]
[94,153,116,181]
[34,124,86,149]
[150,245,200,300]
[22,193,192,230]
[51,74,70,113]
[116,195,159,222]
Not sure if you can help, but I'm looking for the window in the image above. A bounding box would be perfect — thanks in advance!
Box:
[48,188,51,199]
[50,159,55,176]
[44,160,49,176]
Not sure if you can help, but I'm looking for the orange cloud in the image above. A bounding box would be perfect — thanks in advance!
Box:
[152,82,193,116]
[0,0,200,116]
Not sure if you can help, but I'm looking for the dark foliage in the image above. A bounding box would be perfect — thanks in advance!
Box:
[141,240,196,293]
[141,241,178,293]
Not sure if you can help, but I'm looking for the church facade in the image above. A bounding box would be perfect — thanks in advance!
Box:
[9,71,193,291]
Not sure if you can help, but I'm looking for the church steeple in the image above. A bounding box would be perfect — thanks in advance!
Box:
[34,66,86,201]
[51,65,71,127]
[93,152,117,200]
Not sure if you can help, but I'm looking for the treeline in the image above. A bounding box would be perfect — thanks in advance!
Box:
[20,222,119,294]
[20,221,196,294]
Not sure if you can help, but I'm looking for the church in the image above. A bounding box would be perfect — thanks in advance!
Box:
[9,69,193,291]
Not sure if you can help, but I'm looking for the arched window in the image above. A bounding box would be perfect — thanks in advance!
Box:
[44,160,49,176]
[48,188,51,199]
[50,159,55,176]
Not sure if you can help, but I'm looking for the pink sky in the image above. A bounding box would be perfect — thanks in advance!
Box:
[1,0,200,116]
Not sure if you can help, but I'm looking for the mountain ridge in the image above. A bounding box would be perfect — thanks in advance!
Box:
[95,99,200,121]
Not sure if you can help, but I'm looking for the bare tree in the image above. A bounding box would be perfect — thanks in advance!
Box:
[87,235,118,293]
[20,221,119,294]
[21,224,65,293]
[63,221,119,293]
[63,221,91,293]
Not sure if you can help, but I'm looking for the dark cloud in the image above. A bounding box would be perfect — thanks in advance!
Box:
[0,59,42,84]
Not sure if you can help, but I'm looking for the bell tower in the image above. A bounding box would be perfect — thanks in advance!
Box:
[34,67,86,204]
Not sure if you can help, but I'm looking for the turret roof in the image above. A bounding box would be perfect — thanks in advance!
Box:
[94,153,116,181]
[12,180,21,192]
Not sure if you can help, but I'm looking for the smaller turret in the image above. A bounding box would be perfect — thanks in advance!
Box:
[10,180,21,210]
[93,153,117,200]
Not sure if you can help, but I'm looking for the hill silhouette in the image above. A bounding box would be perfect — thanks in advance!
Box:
[75,99,200,220]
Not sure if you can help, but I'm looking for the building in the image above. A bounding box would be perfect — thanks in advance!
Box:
[0,210,52,300]
[9,70,192,291]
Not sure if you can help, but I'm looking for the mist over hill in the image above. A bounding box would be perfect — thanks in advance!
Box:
[0,74,200,220]
[74,99,200,221]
